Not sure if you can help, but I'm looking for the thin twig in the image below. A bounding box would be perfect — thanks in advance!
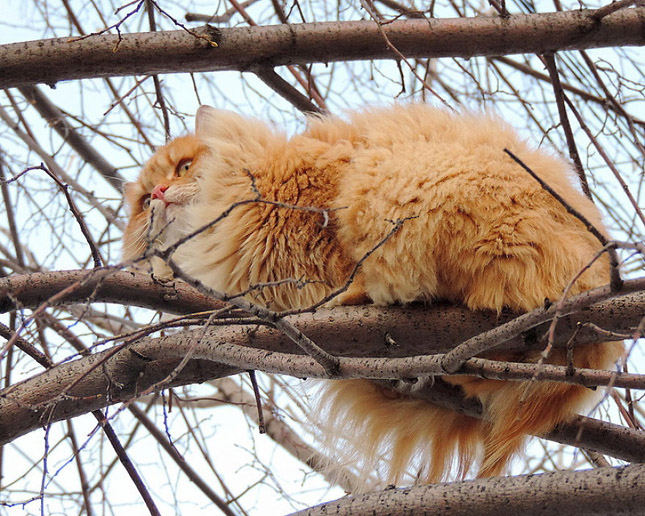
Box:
[0,322,53,369]
[60,0,157,151]
[590,0,638,21]
[0,157,25,269]
[66,421,94,516]
[577,50,645,155]
[185,0,258,23]
[0,105,123,228]
[562,95,645,231]
[247,371,266,434]
[225,0,328,110]
[360,0,453,108]
[280,216,417,315]
[145,0,171,141]
[127,404,238,516]
[18,85,125,191]
[4,165,103,268]
[165,259,341,376]
[92,410,161,516]
[542,53,591,198]
[503,148,623,292]
[440,275,638,373]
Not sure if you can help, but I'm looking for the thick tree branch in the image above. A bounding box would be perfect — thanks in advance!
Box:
[1,9,644,89]
[0,281,643,448]
[290,463,645,516]
[0,269,226,315]
[1,270,643,353]
[2,325,643,461]
[439,276,641,373]
[0,345,238,445]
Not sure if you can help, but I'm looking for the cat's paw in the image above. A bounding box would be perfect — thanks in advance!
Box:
[150,255,174,284]
[335,278,372,306]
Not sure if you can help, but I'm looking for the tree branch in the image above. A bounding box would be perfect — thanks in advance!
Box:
[18,85,125,191]
[289,463,645,516]
[1,279,643,448]
[0,269,226,315]
[1,9,644,88]
[1,269,643,361]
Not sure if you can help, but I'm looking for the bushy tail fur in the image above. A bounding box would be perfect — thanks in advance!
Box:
[315,379,484,491]
[316,340,622,492]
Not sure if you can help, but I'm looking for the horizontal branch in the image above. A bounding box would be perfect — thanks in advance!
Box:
[0,269,225,315]
[1,283,643,448]
[1,271,642,455]
[1,270,643,356]
[387,379,645,464]
[0,345,239,445]
[1,8,644,88]
[290,463,645,516]
[2,324,643,463]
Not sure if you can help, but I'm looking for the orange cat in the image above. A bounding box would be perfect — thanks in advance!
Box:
[123,104,623,491]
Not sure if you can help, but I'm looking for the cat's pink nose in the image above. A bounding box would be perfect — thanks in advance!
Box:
[151,184,169,201]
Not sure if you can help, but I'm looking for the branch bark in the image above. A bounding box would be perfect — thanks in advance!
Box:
[289,463,645,516]
[1,270,643,353]
[1,8,644,89]
[1,278,643,448]
[0,269,226,315]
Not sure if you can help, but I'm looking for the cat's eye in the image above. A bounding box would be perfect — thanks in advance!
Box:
[141,195,152,210]
[176,158,193,177]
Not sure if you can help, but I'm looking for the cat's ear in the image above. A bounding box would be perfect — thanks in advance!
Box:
[195,105,221,136]
[194,105,278,150]
[195,105,249,138]
[122,182,140,212]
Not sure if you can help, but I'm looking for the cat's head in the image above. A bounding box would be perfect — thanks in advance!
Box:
[122,133,208,261]
[122,105,278,262]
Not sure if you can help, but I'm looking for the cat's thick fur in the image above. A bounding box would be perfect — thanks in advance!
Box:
[123,103,622,491]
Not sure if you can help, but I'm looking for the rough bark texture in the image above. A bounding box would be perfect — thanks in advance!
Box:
[0,277,643,450]
[1,270,643,354]
[290,463,645,516]
[0,269,225,315]
[1,8,643,89]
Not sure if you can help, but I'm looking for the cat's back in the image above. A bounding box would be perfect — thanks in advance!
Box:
[322,104,607,309]
[306,103,521,156]
[306,104,576,205]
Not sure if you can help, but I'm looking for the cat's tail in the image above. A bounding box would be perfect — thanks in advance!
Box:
[466,340,624,478]
[313,379,485,492]
[315,341,623,491]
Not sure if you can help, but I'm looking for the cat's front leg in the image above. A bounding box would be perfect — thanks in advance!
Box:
[148,200,175,283]
[335,273,372,306]
[150,255,174,283]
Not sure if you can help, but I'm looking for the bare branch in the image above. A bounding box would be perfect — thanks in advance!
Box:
[0,269,225,315]
[17,85,125,191]
[290,463,645,516]
[1,9,644,89]
[1,280,643,448]
[127,404,237,516]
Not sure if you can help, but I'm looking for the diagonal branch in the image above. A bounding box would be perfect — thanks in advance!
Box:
[18,85,125,191]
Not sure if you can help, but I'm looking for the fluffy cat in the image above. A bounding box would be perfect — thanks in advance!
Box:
[123,103,623,491]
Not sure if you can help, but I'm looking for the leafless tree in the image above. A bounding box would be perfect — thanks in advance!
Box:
[0,1,643,515]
